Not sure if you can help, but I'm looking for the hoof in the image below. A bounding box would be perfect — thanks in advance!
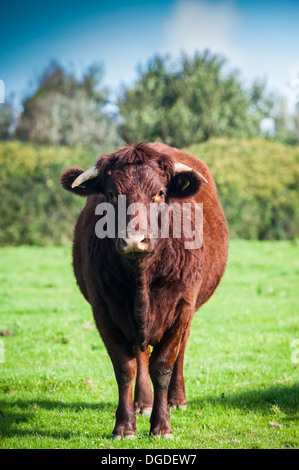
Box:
[135,406,152,417]
[141,407,152,417]
[163,433,174,439]
[152,432,174,439]
[112,432,136,440]
[169,403,187,411]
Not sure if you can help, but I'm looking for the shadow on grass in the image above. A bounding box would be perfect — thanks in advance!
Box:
[1,384,298,442]
[0,399,116,441]
[189,383,299,419]
[0,399,114,412]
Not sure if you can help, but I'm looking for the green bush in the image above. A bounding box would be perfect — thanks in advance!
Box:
[0,138,298,246]
[185,138,299,239]
[0,141,101,246]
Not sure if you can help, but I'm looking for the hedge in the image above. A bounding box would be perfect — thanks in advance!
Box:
[0,142,98,246]
[0,138,298,245]
[185,138,299,239]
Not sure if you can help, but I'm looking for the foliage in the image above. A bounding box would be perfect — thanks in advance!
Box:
[14,61,120,149]
[118,52,273,148]
[0,141,104,246]
[0,241,298,448]
[0,102,14,140]
[185,137,299,239]
[271,95,299,145]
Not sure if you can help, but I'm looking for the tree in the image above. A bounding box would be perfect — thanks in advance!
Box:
[0,101,14,140]
[118,51,273,147]
[293,105,299,143]
[271,94,299,145]
[15,61,120,150]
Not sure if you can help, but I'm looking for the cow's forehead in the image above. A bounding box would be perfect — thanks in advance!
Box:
[107,163,167,195]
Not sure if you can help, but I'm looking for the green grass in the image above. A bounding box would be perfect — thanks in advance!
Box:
[0,240,299,449]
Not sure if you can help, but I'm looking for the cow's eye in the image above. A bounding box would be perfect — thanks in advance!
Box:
[152,189,165,203]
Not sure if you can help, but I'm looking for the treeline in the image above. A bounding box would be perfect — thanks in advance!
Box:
[0,138,298,246]
[1,52,299,148]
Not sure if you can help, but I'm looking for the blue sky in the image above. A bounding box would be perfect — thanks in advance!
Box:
[1,0,299,111]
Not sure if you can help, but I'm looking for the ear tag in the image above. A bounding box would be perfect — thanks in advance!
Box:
[182,180,190,191]
[78,184,86,188]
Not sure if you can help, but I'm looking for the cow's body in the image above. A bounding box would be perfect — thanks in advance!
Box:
[61,142,228,438]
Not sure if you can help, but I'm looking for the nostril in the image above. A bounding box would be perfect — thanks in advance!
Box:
[117,233,152,254]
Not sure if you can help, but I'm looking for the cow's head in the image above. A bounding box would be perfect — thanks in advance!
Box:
[61,144,207,259]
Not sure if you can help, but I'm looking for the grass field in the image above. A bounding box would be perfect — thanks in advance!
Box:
[0,240,298,449]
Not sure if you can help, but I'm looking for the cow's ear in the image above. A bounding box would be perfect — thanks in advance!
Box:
[60,167,104,197]
[167,171,202,199]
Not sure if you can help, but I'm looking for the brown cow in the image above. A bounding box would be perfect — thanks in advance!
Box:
[60,142,228,439]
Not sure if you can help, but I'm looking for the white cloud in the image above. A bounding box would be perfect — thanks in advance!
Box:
[161,0,298,110]
[162,0,243,64]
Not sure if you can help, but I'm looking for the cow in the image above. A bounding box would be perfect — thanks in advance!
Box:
[60,142,228,439]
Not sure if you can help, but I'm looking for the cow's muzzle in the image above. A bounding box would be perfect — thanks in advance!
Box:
[116,231,153,257]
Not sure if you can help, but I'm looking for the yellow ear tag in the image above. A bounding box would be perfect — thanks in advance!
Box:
[78,184,86,188]
[182,180,190,191]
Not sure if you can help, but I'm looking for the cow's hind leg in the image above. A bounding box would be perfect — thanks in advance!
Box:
[133,345,153,417]
[168,324,191,411]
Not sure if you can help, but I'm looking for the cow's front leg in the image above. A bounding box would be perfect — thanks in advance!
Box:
[113,355,137,439]
[149,307,191,437]
[94,313,137,439]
